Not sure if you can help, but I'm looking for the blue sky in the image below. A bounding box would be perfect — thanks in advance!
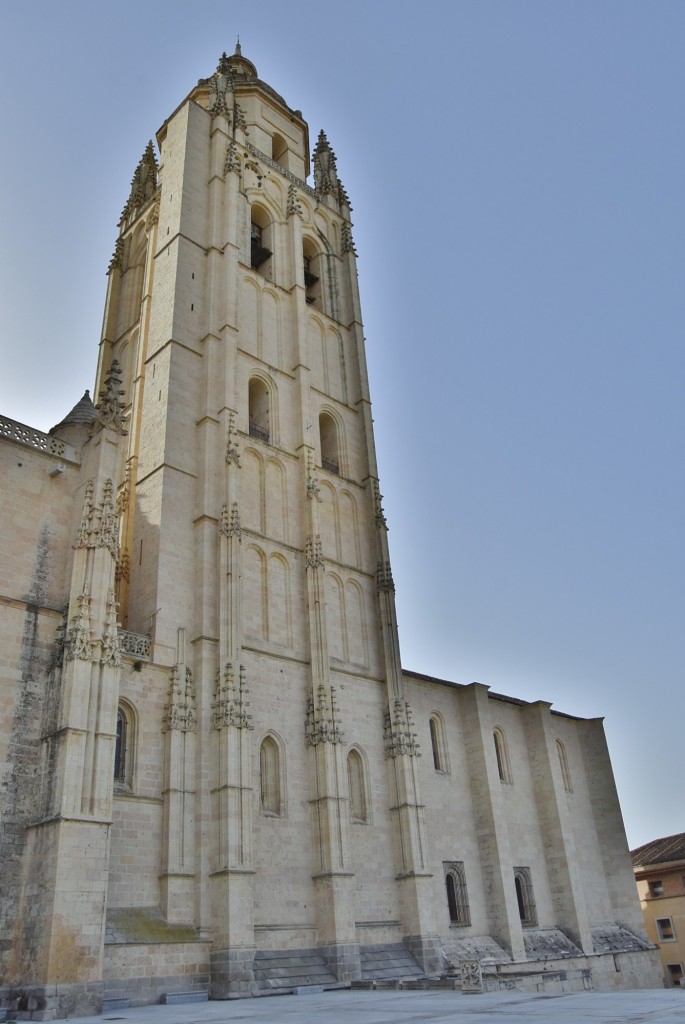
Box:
[0,1,683,849]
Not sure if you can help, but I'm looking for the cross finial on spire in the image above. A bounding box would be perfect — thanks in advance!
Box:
[235,37,241,56]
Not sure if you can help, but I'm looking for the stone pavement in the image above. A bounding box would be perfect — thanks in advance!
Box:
[62,987,685,1024]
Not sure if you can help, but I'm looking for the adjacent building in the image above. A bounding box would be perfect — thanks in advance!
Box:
[632,834,685,987]
[0,45,662,1018]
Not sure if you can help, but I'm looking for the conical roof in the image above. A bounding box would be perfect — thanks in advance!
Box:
[50,390,98,434]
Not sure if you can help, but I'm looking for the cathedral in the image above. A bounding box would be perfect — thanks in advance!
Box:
[0,46,661,1018]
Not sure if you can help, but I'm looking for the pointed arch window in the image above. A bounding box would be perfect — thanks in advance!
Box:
[249,377,270,443]
[444,862,470,926]
[429,714,449,773]
[114,701,135,792]
[514,867,537,926]
[271,132,288,169]
[493,727,512,784]
[260,735,283,816]
[250,205,272,277]
[302,237,323,310]
[556,739,572,793]
[347,748,369,823]
[319,412,339,474]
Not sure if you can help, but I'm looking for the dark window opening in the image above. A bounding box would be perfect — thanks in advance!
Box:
[249,378,270,443]
[251,221,272,271]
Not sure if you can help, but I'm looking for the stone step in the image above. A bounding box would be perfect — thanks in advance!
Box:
[360,943,424,981]
[253,948,338,992]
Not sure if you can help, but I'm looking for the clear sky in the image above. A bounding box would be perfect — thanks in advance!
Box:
[0,1,682,850]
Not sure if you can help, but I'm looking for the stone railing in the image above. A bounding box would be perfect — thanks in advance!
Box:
[118,630,151,660]
[0,415,79,463]
[244,141,320,200]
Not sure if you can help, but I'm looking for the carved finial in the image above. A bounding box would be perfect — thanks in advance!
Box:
[384,698,420,759]
[235,38,241,56]
[92,360,128,436]
[225,411,241,465]
[305,683,344,746]
[313,129,338,196]
[212,662,253,731]
[337,179,352,210]
[373,479,387,529]
[210,57,234,118]
[108,237,125,274]
[163,664,196,732]
[306,450,322,502]
[306,535,324,569]
[341,222,358,256]
[100,591,121,667]
[224,141,240,175]
[376,560,395,593]
[287,183,303,219]
[64,590,94,662]
[121,142,158,224]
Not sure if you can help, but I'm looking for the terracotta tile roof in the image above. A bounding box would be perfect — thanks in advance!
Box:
[631,832,685,867]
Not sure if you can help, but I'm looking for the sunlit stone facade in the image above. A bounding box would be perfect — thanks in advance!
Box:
[0,47,661,1018]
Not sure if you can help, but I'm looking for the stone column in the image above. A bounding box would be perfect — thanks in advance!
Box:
[521,701,593,952]
[13,367,126,1016]
[303,457,359,982]
[160,628,197,923]
[458,683,525,960]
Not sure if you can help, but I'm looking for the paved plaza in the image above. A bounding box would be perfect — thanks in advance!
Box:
[61,988,685,1024]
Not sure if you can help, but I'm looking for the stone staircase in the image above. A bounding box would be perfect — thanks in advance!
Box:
[252,948,338,993]
[360,943,424,981]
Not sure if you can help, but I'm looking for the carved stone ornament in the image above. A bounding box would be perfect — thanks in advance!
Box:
[305,684,343,746]
[115,463,131,516]
[306,535,324,570]
[220,502,241,538]
[313,130,337,196]
[108,237,125,274]
[100,591,121,668]
[95,479,120,558]
[212,662,253,730]
[383,698,421,759]
[209,56,234,119]
[286,184,303,219]
[119,141,158,224]
[337,179,352,210]
[373,479,387,529]
[376,560,395,593]
[234,103,248,135]
[341,222,358,256]
[163,665,196,732]
[224,141,240,175]
[306,450,321,502]
[64,590,94,662]
[115,550,130,583]
[460,960,484,994]
[92,360,128,436]
[75,479,95,548]
[146,197,160,228]
[225,411,241,465]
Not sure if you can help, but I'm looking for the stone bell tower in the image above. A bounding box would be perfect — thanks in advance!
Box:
[93,43,439,994]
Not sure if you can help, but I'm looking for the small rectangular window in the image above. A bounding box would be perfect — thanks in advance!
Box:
[650,880,664,897]
[667,964,683,986]
[657,917,675,941]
